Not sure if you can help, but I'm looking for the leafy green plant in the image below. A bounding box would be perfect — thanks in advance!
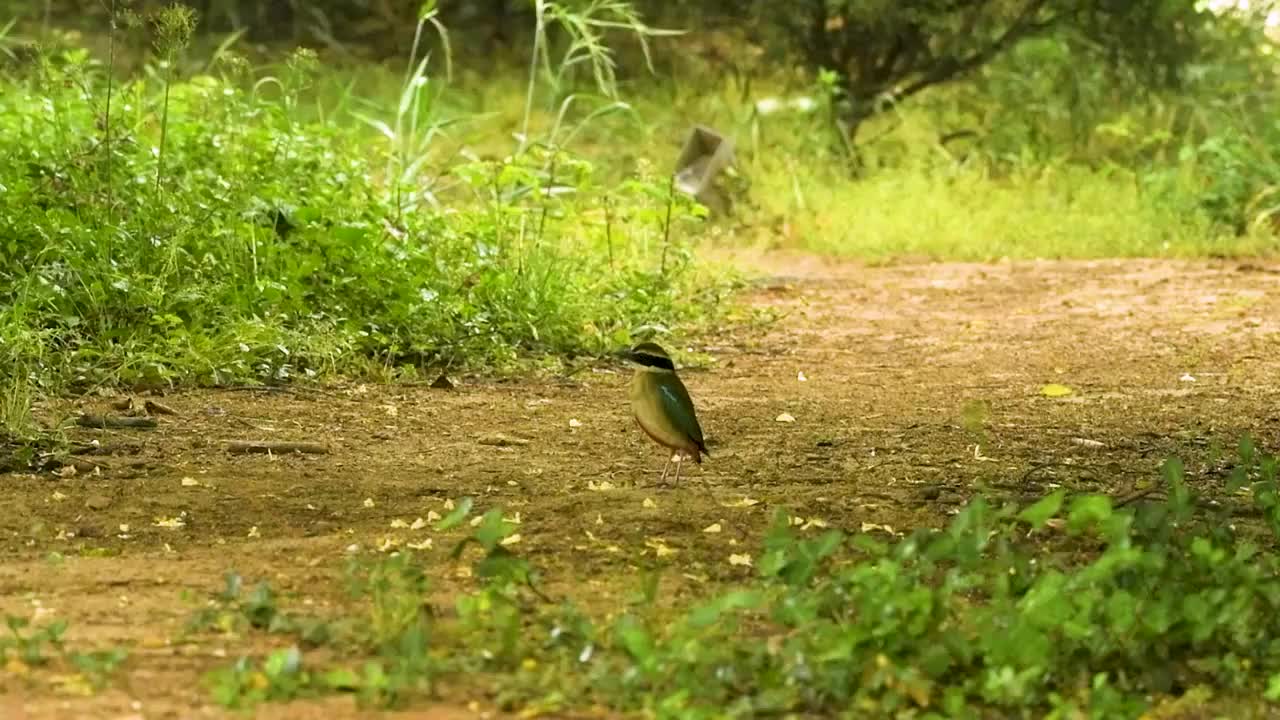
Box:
[193,440,1280,717]
[2,615,128,690]
[0,26,724,401]
[186,572,331,645]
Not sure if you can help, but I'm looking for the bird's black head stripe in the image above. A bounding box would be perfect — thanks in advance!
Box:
[631,353,675,370]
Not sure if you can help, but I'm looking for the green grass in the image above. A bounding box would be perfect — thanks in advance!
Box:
[178,441,1280,718]
[298,64,1272,264]
[0,23,729,405]
[6,10,1280,720]
[2,14,1273,435]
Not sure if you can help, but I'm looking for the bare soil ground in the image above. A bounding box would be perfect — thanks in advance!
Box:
[3,254,1280,718]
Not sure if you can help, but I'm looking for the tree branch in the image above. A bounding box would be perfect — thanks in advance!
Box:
[890,0,1059,104]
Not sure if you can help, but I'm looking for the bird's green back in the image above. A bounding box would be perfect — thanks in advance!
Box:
[632,370,706,451]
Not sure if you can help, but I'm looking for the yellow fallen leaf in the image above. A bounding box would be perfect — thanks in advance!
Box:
[1040,383,1074,398]
[443,498,455,510]
[426,510,442,522]
[775,412,796,423]
[642,498,657,509]
[645,538,677,557]
[500,533,523,546]
[729,553,753,567]
[409,517,427,530]
[406,539,433,550]
[801,517,829,530]
[702,522,722,534]
[860,521,897,535]
[588,480,616,491]
[721,496,760,508]
[362,497,375,508]
[180,477,199,487]
[569,418,583,428]
[390,519,410,529]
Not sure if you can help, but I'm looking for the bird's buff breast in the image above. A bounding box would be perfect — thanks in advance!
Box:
[629,372,697,452]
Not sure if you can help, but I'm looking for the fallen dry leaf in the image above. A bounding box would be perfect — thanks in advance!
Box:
[645,538,677,557]
[860,521,897,535]
[775,412,796,423]
[153,515,186,530]
[1040,383,1074,398]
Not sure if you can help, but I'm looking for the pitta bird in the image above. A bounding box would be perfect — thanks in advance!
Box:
[622,342,709,485]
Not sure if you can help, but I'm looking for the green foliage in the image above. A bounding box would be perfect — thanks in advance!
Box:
[194,440,1280,717]
[0,26,724,397]
[3,615,128,690]
[186,572,332,645]
[695,0,1235,138]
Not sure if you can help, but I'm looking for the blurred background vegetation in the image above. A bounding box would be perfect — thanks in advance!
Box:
[0,0,1278,416]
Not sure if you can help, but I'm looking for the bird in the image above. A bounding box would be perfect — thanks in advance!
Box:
[621,341,709,485]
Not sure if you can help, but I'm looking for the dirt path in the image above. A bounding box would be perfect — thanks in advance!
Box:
[3,255,1280,718]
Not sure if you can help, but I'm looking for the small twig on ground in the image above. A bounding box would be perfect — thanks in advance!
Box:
[225,440,329,455]
[70,442,143,456]
[144,399,178,415]
[76,415,158,430]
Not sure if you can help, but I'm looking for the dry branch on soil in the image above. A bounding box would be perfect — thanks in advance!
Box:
[225,440,330,455]
[76,414,159,429]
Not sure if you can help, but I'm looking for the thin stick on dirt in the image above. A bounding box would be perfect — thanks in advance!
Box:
[76,415,158,430]
[225,440,330,455]
[144,399,178,416]
[70,442,143,456]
